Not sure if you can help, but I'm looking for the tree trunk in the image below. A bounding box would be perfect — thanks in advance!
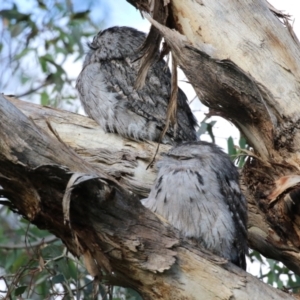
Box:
[1,0,300,298]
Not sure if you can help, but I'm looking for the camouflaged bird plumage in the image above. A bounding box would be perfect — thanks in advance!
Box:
[142,141,248,270]
[76,26,197,144]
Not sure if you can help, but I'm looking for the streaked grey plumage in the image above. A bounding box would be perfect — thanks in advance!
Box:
[142,141,248,269]
[76,26,197,144]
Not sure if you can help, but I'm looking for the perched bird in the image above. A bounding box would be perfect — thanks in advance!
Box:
[142,141,248,270]
[76,26,197,144]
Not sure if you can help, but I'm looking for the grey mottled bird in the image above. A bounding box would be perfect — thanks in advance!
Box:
[142,141,248,269]
[76,26,197,144]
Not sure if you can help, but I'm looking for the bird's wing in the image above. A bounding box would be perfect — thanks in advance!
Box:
[100,57,197,142]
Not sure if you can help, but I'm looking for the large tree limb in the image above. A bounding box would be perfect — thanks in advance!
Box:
[0,94,294,299]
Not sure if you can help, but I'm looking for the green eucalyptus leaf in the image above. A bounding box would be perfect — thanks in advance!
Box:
[71,10,90,20]
[52,274,65,284]
[227,136,237,157]
[14,285,27,296]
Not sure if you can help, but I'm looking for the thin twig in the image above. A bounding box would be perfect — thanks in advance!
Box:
[17,82,49,98]
[0,236,58,250]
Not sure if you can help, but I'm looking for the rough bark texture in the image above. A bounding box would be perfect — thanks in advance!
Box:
[0,95,294,299]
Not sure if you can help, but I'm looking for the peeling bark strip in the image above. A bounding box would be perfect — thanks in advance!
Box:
[129,0,180,143]
[131,0,169,90]
[0,94,295,298]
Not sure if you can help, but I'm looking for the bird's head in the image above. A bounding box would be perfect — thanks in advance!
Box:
[83,26,146,67]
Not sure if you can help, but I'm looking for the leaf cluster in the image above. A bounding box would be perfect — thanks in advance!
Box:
[0,0,98,108]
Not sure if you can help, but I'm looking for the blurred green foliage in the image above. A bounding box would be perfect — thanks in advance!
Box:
[227,135,247,168]
[0,219,123,299]
[0,0,99,108]
[197,119,217,143]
